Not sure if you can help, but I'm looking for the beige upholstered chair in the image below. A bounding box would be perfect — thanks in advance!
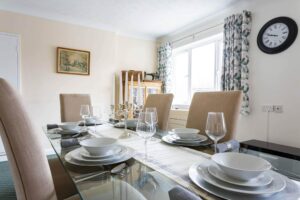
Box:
[186,91,242,142]
[60,94,91,122]
[144,94,174,131]
[0,78,58,200]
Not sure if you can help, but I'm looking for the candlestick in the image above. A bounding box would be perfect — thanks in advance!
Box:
[125,71,128,102]
[112,73,115,105]
[130,74,134,104]
[119,71,123,104]
[137,73,141,106]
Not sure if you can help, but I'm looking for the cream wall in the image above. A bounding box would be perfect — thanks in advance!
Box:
[163,0,300,148]
[0,11,156,147]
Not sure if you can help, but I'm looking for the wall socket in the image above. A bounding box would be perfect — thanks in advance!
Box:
[262,105,283,113]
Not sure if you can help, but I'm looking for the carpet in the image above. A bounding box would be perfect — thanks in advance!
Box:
[0,160,17,200]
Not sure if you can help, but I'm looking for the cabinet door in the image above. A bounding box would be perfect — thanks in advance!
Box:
[146,86,161,97]
[130,86,146,105]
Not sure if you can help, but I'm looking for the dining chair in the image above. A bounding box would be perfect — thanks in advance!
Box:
[60,93,91,122]
[144,93,174,131]
[0,78,78,200]
[186,91,242,142]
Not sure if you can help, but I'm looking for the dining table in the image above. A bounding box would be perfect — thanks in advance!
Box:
[44,123,300,200]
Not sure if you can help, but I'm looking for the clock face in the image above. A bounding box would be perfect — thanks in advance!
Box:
[262,23,289,48]
[257,17,298,54]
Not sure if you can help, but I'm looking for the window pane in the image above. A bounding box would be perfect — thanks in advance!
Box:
[172,52,189,105]
[191,43,216,92]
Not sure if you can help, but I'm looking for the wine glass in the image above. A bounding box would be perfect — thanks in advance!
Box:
[136,112,156,161]
[145,107,158,129]
[80,105,90,128]
[205,112,227,154]
[91,106,102,133]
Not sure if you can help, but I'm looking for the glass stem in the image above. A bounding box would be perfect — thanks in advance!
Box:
[144,139,148,162]
[214,140,217,154]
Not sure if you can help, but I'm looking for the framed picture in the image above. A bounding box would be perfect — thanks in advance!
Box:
[57,47,90,75]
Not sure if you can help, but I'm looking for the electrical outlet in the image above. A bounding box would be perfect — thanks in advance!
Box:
[262,105,274,112]
[273,105,283,113]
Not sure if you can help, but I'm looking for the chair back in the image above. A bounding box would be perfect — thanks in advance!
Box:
[60,94,91,122]
[0,78,57,200]
[144,94,174,131]
[186,91,242,142]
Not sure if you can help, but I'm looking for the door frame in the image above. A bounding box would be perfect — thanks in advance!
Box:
[0,32,21,91]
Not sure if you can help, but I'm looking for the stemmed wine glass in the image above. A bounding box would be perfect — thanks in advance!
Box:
[91,106,102,133]
[145,107,158,133]
[136,112,156,161]
[205,112,227,154]
[80,105,90,129]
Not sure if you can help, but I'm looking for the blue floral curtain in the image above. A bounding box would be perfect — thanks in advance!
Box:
[158,43,172,93]
[221,10,252,115]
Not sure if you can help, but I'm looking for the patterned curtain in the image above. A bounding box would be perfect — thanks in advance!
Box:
[221,10,252,115]
[158,43,172,93]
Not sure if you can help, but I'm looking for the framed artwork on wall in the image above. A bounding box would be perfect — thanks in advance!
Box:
[57,47,90,75]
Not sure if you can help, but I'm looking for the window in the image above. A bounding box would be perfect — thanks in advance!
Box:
[171,34,223,107]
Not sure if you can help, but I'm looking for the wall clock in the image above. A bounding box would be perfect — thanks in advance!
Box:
[257,17,298,54]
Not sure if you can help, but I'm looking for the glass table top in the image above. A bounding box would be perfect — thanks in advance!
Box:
[44,124,300,200]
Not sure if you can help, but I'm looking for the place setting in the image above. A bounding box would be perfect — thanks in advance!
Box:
[188,151,300,199]
[162,128,212,147]
[64,137,135,166]
[186,113,300,199]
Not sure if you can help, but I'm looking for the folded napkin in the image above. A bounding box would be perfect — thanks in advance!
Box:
[61,138,80,148]
[47,124,59,130]
[215,139,240,153]
[169,186,203,200]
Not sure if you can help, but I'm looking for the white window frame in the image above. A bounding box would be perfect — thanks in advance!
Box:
[172,33,223,109]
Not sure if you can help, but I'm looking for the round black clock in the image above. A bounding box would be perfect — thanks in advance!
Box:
[257,17,298,54]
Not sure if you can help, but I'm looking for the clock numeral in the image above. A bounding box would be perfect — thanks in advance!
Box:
[282,36,287,39]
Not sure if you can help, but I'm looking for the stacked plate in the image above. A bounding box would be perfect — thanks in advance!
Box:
[58,122,87,135]
[65,138,134,166]
[189,152,290,199]
[162,128,210,147]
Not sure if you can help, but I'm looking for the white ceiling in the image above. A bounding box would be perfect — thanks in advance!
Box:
[0,0,241,39]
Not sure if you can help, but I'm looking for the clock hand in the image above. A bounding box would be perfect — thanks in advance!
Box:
[267,34,278,37]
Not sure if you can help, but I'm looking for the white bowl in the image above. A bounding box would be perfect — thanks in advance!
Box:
[211,152,272,181]
[172,128,199,139]
[80,138,118,156]
[59,122,78,130]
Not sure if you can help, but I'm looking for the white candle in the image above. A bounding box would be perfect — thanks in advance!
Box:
[112,74,115,105]
[125,71,128,102]
[137,73,141,105]
[119,71,123,104]
[130,74,134,104]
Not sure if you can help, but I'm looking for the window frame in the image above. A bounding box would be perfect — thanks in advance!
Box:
[171,33,223,109]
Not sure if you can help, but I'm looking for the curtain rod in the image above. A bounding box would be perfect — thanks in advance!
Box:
[170,22,224,45]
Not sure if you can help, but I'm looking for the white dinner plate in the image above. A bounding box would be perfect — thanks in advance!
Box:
[196,161,286,195]
[208,164,273,187]
[169,134,208,143]
[80,146,122,159]
[162,135,211,147]
[71,146,128,163]
[189,162,300,200]
[65,146,135,166]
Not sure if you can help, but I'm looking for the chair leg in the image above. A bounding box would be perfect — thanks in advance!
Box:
[48,155,78,200]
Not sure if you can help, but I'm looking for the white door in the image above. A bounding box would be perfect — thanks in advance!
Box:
[0,32,20,156]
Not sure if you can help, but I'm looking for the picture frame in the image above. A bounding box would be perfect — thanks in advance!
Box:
[57,47,90,75]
